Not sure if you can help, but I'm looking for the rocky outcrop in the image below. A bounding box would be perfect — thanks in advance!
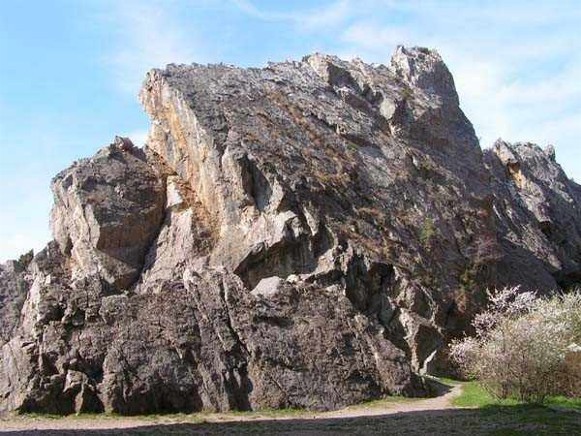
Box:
[0,252,32,343]
[1,46,579,414]
[485,140,581,290]
[50,137,166,290]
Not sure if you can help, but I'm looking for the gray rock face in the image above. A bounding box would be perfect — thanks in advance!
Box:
[1,46,579,414]
[485,140,581,290]
[0,253,32,344]
[50,137,165,290]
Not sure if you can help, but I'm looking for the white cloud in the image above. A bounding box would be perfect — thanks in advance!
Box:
[369,0,581,27]
[123,129,149,147]
[103,0,205,94]
[0,230,50,263]
[300,0,351,30]
[232,0,352,31]
[0,183,52,262]
[342,22,411,52]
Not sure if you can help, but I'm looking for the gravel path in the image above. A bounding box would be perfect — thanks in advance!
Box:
[319,383,462,419]
[0,384,463,433]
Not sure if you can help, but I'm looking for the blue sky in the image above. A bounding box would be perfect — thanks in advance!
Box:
[0,0,579,261]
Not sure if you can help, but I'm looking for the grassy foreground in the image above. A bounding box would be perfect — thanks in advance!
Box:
[448,379,581,410]
[433,379,581,436]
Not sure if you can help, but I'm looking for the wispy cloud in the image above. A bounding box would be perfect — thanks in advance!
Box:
[0,216,51,261]
[342,22,411,53]
[124,129,149,147]
[102,0,205,94]
[231,0,352,31]
[0,174,53,261]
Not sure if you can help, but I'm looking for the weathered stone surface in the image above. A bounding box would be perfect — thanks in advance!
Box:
[50,137,165,290]
[0,257,418,414]
[0,46,579,414]
[485,140,581,290]
[0,252,32,344]
[138,46,494,374]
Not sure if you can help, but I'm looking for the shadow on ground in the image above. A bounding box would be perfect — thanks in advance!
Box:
[3,405,580,436]
[424,378,453,397]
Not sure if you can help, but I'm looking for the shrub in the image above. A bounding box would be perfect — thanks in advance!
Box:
[450,287,581,403]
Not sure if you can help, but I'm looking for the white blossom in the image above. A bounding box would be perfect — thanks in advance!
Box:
[450,287,581,402]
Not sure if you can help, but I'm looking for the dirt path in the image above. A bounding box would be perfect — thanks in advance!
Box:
[319,383,463,419]
[0,384,463,433]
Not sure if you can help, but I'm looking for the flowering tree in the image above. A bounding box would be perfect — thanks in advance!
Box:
[450,287,581,403]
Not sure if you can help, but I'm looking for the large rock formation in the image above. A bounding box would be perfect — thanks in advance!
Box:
[485,140,581,289]
[1,46,579,414]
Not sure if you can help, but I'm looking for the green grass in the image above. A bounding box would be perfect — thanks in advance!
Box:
[9,411,209,425]
[545,396,581,409]
[136,412,209,424]
[481,405,581,436]
[440,380,581,435]
[11,413,64,420]
[451,380,581,410]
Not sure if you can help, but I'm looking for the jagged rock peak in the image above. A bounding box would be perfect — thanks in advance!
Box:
[389,46,459,103]
[492,139,560,166]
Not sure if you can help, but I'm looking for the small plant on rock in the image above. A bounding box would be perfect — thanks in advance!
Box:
[419,218,436,247]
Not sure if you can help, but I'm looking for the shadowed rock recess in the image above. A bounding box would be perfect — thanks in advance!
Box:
[1,46,580,415]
